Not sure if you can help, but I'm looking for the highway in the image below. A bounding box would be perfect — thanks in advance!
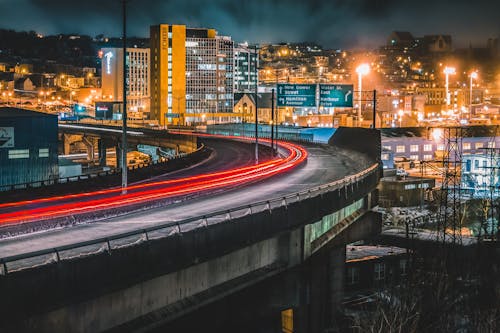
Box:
[0,137,373,261]
[0,137,305,224]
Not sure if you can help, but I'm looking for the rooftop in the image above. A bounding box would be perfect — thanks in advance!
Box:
[346,245,406,262]
[0,107,56,118]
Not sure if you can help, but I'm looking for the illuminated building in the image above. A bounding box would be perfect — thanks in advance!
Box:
[150,24,234,126]
[101,47,150,119]
[233,43,258,93]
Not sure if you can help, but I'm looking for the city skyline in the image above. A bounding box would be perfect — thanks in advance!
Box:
[0,0,499,48]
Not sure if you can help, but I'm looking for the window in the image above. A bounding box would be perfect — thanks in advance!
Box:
[462,143,471,150]
[437,144,444,151]
[374,263,385,281]
[474,160,479,169]
[404,184,416,190]
[487,142,495,148]
[383,145,392,151]
[475,142,483,149]
[423,154,432,161]
[38,148,49,158]
[410,155,419,161]
[410,145,419,152]
[381,153,389,161]
[423,144,432,152]
[347,267,360,285]
[400,259,407,276]
[8,149,29,159]
[396,145,405,153]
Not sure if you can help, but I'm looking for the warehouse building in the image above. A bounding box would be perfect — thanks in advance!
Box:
[0,107,58,191]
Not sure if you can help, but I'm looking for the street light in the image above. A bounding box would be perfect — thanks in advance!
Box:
[469,71,478,119]
[356,64,370,127]
[443,66,456,110]
[398,109,404,127]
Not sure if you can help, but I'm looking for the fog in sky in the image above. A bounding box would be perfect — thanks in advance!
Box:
[0,0,499,48]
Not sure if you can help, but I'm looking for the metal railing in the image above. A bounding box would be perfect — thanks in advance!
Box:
[0,162,379,275]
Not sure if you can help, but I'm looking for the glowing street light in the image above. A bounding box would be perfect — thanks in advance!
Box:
[398,109,404,128]
[443,66,456,109]
[356,64,370,126]
[469,71,478,118]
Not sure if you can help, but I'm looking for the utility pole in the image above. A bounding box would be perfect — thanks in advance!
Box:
[271,88,275,155]
[121,0,128,194]
[372,89,377,129]
[254,45,259,164]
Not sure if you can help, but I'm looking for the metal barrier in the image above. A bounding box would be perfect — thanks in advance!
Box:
[0,162,379,275]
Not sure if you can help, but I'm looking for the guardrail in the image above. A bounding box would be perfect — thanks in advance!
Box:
[0,162,379,275]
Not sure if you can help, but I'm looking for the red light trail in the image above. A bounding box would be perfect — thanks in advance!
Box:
[0,137,307,226]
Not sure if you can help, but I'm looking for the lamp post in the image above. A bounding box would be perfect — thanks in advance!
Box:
[121,0,128,194]
[355,64,369,127]
[469,71,478,120]
[443,66,456,112]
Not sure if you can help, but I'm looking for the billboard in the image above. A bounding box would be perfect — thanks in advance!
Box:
[277,84,316,107]
[319,84,353,107]
[95,102,116,120]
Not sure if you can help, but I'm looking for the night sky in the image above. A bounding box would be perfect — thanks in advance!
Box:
[0,0,499,48]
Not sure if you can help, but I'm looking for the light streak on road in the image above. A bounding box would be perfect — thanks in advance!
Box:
[0,137,307,225]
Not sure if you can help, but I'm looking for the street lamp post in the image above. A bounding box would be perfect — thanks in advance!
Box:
[469,71,478,120]
[121,0,128,194]
[356,64,369,127]
[443,66,456,112]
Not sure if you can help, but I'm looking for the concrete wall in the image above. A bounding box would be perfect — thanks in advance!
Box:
[0,167,379,332]
[19,232,301,333]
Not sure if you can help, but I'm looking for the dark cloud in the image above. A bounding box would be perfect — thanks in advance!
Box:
[0,0,498,48]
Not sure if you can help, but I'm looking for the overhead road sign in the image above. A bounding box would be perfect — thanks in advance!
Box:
[277,84,317,107]
[319,84,353,107]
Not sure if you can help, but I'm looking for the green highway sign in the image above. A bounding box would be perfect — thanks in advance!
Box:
[319,84,353,107]
[277,84,317,107]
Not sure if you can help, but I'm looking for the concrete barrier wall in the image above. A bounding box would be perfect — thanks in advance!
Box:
[0,166,379,332]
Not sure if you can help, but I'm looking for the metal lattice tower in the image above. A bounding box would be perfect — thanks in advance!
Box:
[437,127,465,245]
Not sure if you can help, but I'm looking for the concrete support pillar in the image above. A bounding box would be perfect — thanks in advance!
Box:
[328,246,346,325]
[82,136,95,162]
[63,134,71,155]
[98,139,107,167]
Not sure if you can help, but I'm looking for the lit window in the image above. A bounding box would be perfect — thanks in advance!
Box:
[381,153,389,161]
[374,263,385,281]
[405,184,416,190]
[396,145,405,153]
[383,145,392,151]
[437,144,445,151]
[410,145,419,152]
[475,142,484,149]
[38,148,49,158]
[423,144,432,152]
[410,155,419,161]
[488,142,495,148]
[423,154,432,161]
[462,143,471,150]
[8,149,29,159]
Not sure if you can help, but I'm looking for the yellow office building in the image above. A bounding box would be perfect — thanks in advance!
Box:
[150,24,235,126]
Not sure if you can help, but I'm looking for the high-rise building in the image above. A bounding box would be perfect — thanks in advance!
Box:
[150,24,235,126]
[234,43,258,93]
[101,47,150,119]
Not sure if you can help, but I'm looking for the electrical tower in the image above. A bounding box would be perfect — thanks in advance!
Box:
[437,126,466,245]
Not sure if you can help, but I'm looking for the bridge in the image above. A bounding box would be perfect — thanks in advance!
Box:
[0,126,381,332]
[58,123,198,166]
